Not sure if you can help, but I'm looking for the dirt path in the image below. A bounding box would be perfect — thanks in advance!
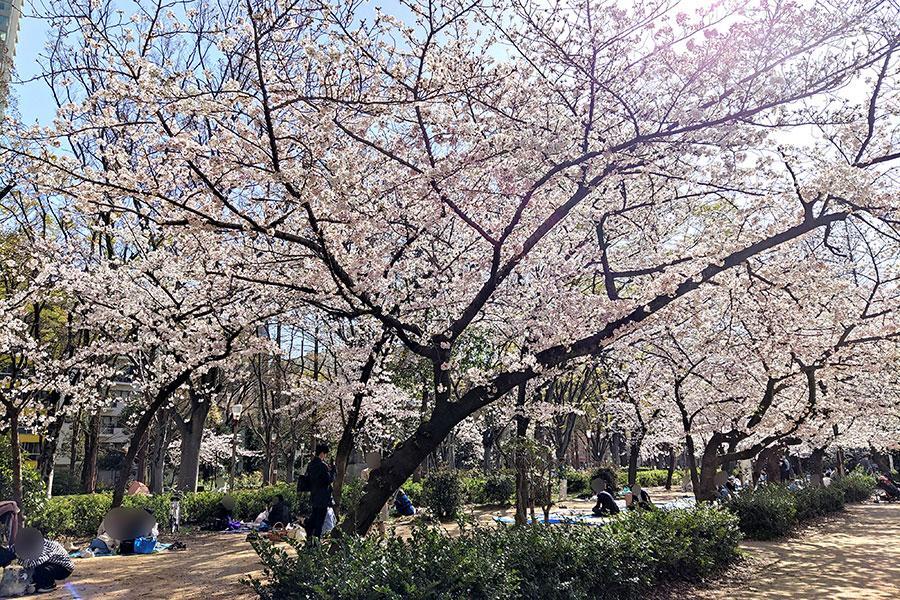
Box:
[40,497,900,599]
[47,532,260,600]
[689,502,900,599]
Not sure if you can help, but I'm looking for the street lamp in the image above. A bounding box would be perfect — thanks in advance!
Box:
[229,404,243,492]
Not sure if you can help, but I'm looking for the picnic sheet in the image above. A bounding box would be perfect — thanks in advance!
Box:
[70,542,173,559]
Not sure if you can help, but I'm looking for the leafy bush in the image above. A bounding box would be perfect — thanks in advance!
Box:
[402,481,424,507]
[836,470,876,502]
[727,484,798,540]
[248,505,742,599]
[637,505,743,582]
[338,477,365,516]
[422,469,464,520]
[461,473,486,504]
[793,484,845,522]
[482,471,515,506]
[564,469,591,496]
[29,483,303,538]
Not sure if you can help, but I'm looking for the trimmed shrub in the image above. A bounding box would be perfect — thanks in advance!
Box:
[422,469,464,520]
[482,471,515,506]
[793,484,845,522]
[565,469,591,496]
[836,470,876,502]
[247,505,742,599]
[728,485,798,540]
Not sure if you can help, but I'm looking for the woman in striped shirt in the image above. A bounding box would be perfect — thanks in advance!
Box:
[13,527,74,593]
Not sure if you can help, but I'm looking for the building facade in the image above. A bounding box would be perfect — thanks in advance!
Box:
[0,0,21,62]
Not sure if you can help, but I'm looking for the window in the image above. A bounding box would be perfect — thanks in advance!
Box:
[0,16,9,29]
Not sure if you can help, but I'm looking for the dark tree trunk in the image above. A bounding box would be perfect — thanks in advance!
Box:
[81,412,100,493]
[175,396,211,493]
[684,434,701,494]
[514,383,530,526]
[627,441,640,487]
[113,371,192,507]
[665,445,676,490]
[149,409,169,494]
[809,447,825,486]
[696,438,723,501]
[68,411,82,477]
[8,408,23,506]
[333,337,384,513]
[135,434,148,484]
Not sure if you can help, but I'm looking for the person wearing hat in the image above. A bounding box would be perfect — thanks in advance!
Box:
[10,527,73,593]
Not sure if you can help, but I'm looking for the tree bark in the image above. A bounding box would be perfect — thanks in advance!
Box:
[149,409,169,494]
[112,371,192,507]
[514,383,530,526]
[174,368,222,492]
[333,336,385,513]
[135,434,148,484]
[68,411,82,478]
[665,445,676,490]
[809,447,825,486]
[81,412,100,493]
[8,408,23,506]
[627,441,640,487]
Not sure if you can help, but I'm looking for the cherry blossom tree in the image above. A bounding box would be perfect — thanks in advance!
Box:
[9,0,900,532]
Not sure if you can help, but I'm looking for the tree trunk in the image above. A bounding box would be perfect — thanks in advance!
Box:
[135,434,148,483]
[8,409,23,506]
[68,412,82,477]
[696,441,723,501]
[809,448,825,486]
[684,433,701,494]
[81,412,100,494]
[176,426,203,492]
[175,397,212,493]
[113,371,192,507]
[665,445,676,490]
[149,409,169,494]
[36,394,66,495]
[514,383,530,526]
[627,441,640,487]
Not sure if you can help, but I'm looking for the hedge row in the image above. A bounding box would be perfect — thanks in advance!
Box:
[29,484,303,538]
[249,504,742,600]
[727,471,876,540]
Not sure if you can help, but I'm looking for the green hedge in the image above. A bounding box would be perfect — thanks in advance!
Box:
[29,483,303,538]
[727,473,875,540]
[248,504,741,599]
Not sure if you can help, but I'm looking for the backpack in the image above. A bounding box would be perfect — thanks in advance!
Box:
[297,474,311,493]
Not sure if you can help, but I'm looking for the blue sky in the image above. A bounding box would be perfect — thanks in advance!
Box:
[11,0,403,126]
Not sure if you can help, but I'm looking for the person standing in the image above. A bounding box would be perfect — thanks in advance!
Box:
[304,443,335,540]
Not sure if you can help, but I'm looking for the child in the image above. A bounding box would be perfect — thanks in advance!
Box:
[12,527,74,593]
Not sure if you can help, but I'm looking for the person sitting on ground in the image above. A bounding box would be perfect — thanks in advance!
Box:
[394,488,416,517]
[625,484,653,510]
[267,494,292,527]
[591,480,620,517]
[877,475,900,500]
[6,527,73,593]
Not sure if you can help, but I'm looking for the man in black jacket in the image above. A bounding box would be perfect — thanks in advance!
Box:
[304,443,335,539]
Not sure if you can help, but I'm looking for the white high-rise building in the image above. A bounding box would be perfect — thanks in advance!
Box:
[0,0,21,62]
[1,0,21,109]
